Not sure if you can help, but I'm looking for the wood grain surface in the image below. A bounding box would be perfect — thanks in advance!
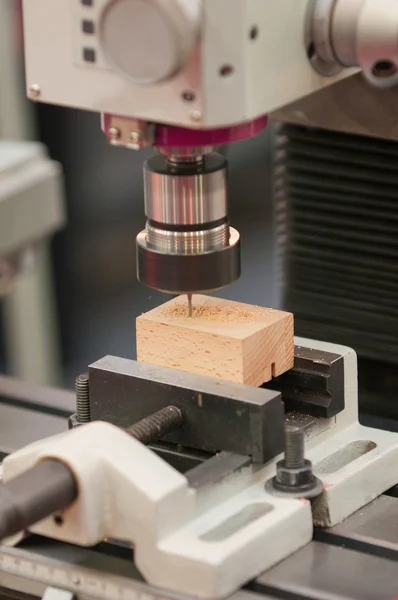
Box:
[136,295,294,386]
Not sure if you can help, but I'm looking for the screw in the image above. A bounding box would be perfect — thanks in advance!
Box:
[129,130,142,150]
[127,406,184,445]
[108,127,121,142]
[284,424,305,468]
[189,109,202,122]
[265,421,323,499]
[29,84,41,98]
[130,131,141,143]
[75,373,90,423]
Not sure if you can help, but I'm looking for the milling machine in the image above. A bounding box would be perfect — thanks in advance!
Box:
[2,1,398,599]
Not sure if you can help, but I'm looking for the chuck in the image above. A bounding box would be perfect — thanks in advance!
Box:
[136,151,241,294]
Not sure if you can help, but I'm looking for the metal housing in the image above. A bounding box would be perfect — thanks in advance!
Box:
[22,0,356,128]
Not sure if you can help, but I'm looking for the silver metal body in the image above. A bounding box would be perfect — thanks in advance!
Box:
[22,0,358,129]
[144,160,227,226]
[137,152,241,293]
[146,223,230,254]
[276,0,398,138]
[310,0,398,88]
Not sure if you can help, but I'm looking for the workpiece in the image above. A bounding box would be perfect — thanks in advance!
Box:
[136,295,294,386]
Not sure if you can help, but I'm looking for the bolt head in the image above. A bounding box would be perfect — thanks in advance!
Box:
[108,127,121,142]
[189,109,202,123]
[128,130,142,150]
[130,131,141,143]
[29,84,41,99]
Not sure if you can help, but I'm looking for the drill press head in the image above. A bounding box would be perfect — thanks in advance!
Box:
[135,117,267,295]
[137,149,240,295]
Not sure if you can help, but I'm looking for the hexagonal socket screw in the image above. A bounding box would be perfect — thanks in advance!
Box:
[265,423,323,499]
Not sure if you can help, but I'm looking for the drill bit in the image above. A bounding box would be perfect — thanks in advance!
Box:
[187,293,193,317]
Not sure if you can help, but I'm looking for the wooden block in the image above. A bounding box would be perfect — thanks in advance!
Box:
[136,295,294,386]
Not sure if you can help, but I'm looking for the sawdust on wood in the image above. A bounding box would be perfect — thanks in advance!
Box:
[161,301,268,323]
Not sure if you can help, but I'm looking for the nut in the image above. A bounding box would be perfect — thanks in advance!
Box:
[275,459,315,488]
[68,413,84,430]
[29,84,41,99]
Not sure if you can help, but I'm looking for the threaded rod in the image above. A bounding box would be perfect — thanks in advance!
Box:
[127,406,183,445]
[76,373,90,423]
[284,424,305,468]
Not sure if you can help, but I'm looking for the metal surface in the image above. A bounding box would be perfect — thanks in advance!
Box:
[76,373,90,423]
[309,0,398,88]
[2,382,398,598]
[127,405,183,445]
[272,123,398,363]
[0,538,278,600]
[144,154,227,226]
[99,0,200,85]
[284,423,305,469]
[255,540,398,599]
[185,452,252,489]
[137,227,241,294]
[0,375,208,472]
[102,114,156,150]
[315,494,398,560]
[150,441,209,472]
[88,355,284,464]
[187,293,193,317]
[146,222,230,254]
[23,1,356,128]
[307,0,342,76]
[0,403,67,455]
[0,459,77,542]
[138,151,240,294]
[272,74,398,141]
[159,147,213,162]
[0,375,74,415]
[0,492,395,600]
[264,345,345,418]
[331,0,398,88]
[155,117,269,147]
[331,0,365,66]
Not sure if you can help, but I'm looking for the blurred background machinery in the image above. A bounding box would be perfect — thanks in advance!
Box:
[0,1,64,386]
[274,75,398,421]
[1,0,398,423]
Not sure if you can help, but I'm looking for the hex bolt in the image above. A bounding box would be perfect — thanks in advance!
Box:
[108,127,121,142]
[75,373,91,423]
[127,406,184,445]
[29,84,41,98]
[284,424,305,468]
[265,421,323,499]
[130,131,141,143]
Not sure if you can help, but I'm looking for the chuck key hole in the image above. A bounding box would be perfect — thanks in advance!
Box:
[372,60,398,78]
